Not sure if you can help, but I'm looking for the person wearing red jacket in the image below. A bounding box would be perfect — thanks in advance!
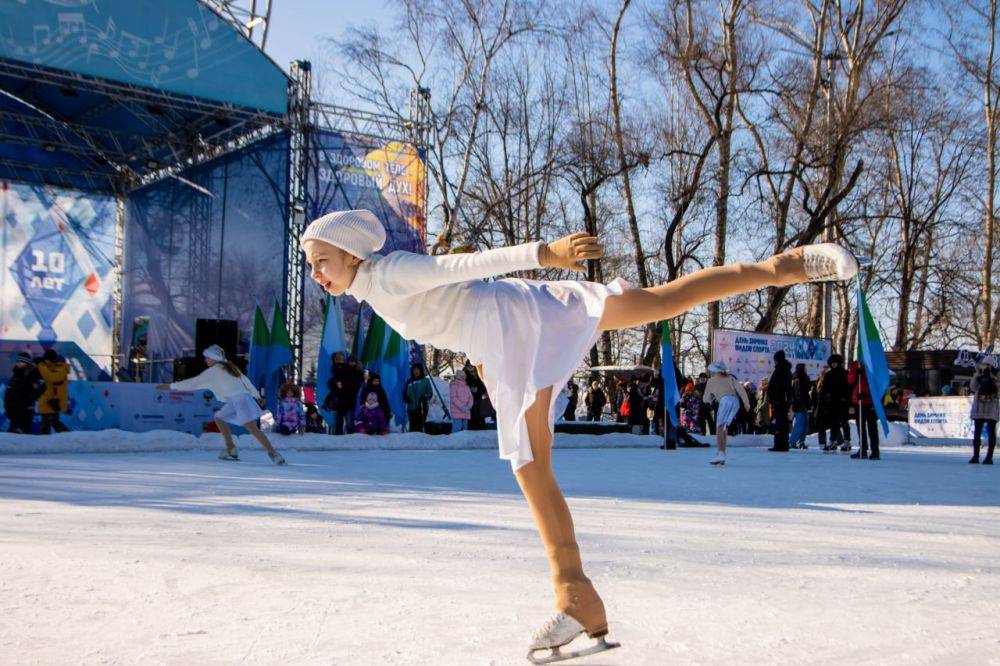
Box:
[848,361,880,460]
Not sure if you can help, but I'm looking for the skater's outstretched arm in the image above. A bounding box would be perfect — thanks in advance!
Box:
[370,233,603,296]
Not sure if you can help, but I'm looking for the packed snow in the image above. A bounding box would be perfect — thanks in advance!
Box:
[0,433,996,665]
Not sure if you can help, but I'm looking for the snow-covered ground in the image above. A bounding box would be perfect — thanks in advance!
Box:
[1,439,997,665]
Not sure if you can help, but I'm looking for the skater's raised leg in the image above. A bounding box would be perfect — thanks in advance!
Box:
[599,245,857,331]
[515,386,607,638]
[245,421,286,465]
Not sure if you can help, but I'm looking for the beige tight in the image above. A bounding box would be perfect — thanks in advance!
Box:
[215,418,278,455]
[598,249,806,331]
[496,249,808,635]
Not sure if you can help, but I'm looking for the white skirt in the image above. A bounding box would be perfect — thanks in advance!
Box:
[215,393,264,425]
[716,395,741,430]
[459,277,632,470]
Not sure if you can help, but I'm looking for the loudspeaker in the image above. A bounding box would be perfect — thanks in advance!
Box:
[173,356,203,382]
[195,318,238,362]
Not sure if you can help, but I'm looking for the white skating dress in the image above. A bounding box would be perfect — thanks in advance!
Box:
[345,243,631,470]
[171,365,263,425]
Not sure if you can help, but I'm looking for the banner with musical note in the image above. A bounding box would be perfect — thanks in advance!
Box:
[0,0,287,113]
[0,181,116,373]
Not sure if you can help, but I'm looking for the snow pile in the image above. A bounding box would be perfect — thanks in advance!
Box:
[0,419,941,456]
[0,427,663,456]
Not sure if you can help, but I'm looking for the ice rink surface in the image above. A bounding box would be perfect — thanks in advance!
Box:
[1,442,998,665]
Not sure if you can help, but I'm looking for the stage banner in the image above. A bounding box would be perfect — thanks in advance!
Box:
[0,182,116,374]
[711,328,832,387]
[908,396,975,441]
[121,133,289,381]
[302,130,427,379]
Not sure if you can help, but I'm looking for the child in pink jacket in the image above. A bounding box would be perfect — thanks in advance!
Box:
[449,369,474,432]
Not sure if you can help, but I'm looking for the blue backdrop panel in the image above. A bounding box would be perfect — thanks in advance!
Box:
[302,130,426,379]
[122,132,289,381]
[0,181,116,374]
[0,0,288,113]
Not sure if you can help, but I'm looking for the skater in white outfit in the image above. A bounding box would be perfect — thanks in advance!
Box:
[300,209,858,663]
[703,361,751,466]
[158,344,286,465]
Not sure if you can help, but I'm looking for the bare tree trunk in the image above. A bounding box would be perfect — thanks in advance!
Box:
[986,0,998,345]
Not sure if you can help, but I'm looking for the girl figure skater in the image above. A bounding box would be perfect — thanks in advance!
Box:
[301,209,858,662]
[703,361,751,466]
[160,344,286,465]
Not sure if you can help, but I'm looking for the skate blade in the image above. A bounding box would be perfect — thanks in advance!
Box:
[527,636,621,664]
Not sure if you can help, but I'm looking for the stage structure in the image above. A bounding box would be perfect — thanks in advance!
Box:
[0,0,429,385]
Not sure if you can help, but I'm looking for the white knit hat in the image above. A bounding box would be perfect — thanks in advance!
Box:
[203,344,226,362]
[707,361,728,373]
[300,209,386,260]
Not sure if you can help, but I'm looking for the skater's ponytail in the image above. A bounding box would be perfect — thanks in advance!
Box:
[219,359,241,378]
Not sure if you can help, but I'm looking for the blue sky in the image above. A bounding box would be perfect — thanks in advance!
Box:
[264,0,395,75]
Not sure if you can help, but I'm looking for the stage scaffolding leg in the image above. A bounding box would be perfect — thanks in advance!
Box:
[284,60,312,383]
[111,197,125,380]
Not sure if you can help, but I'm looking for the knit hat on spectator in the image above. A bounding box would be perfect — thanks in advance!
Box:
[15,352,31,363]
[300,209,386,260]
[203,344,226,362]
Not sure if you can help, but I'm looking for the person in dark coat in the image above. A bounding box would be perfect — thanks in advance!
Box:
[694,372,716,435]
[969,358,999,464]
[767,350,793,451]
[464,362,489,430]
[789,363,812,449]
[324,352,355,435]
[562,381,579,421]
[404,365,434,432]
[625,379,647,432]
[585,380,607,421]
[848,360,880,460]
[814,353,851,451]
[4,352,43,433]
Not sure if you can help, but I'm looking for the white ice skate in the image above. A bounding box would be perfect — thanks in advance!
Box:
[526,612,619,664]
[709,451,726,466]
[268,450,287,466]
[802,243,859,283]
[218,446,239,461]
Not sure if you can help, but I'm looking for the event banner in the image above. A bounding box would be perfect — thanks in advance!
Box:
[908,397,975,441]
[63,382,220,433]
[0,381,223,434]
[0,182,116,373]
[302,130,427,373]
[308,130,426,255]
[711,328,832,386]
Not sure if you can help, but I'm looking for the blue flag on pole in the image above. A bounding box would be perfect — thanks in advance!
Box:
[316,295,347,426]
[380,327,410,430]
[247,304,270,389]
[856,279,891,436]
[660,321,681,427]
[265,300,294,414]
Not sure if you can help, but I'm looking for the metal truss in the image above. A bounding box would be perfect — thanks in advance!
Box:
[284,60,311,382]
[0,58,283,193]
[311,99,430,152]
[201,0,274,51]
